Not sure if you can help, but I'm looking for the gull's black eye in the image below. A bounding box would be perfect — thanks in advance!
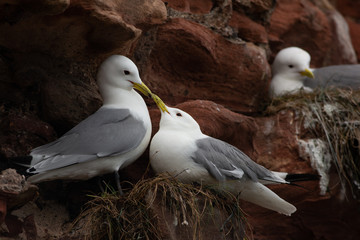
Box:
[176,113,182,117]
[288,65,294,68]
[124,70,130,75]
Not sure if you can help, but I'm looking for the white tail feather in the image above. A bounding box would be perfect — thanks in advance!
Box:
[237,181,296,216]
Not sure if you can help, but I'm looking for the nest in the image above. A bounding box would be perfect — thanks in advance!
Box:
[72,174,250,240]
[266,88,360,198]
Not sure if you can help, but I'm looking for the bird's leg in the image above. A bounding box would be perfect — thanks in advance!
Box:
[114,170,124,195]
[96,177,105,192]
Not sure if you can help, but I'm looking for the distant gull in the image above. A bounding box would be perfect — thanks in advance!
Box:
[270,47,360,98]
[269,47,314,98]
[149,95,318,215]
[304,64,360,90]
[23,55,153,194]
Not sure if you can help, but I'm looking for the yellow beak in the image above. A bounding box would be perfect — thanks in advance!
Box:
[300,68,314,78]
[151,94,169,113]
[133,82,152,97]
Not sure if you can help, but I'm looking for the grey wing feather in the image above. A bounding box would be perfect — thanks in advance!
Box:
[29,107,146,173]
[304,64,360,89]
[192,137,278,182]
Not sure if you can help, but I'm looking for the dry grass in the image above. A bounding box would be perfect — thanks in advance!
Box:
[72,174,250,240]
[266,88,360,198]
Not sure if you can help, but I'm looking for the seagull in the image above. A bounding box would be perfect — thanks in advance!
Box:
[22,55,153,194]
[149,95,318,216]
[304,64,360,90]
[270,47,360,98]
[269,47,314,98]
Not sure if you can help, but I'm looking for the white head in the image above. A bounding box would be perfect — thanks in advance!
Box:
[151,94,201,134]
[272,47,314,80]
[96,55,151,104]
[160,106,202,134]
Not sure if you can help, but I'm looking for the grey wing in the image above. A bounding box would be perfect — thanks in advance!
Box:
[29,107,147,173]
[304,64,360,89]
[192,137,280,183]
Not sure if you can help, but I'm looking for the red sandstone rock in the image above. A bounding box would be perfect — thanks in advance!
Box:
[246,171,360,240]
[0,0,166,59]
[321,9,357,65]
[269,0,357,66]
[233,0,274,15]
[0,0,166,131]
[0,0,70,17]
[1,2,127,59]
[346,18,360,62]
[75,0,167,30]
[143,18,271,113]
[0,169,38,225]
[0,112,57,158]
[164,0,213,14]
[335,0,360,19]
[334,0,360,62]
[0,199,6,225]
[229,11,268,44]
[324,0,360,64]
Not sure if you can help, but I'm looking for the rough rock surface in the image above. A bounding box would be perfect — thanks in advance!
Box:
[165,0,213,14]
[0,169,38,236]
[0,0,359,239]
[334,0,360,61]
[346,18,360,62]
[268,0,357,66]
[141,18,271,113]
[0,0,167,133]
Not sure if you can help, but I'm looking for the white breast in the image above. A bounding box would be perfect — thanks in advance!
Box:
[150,130,213,183]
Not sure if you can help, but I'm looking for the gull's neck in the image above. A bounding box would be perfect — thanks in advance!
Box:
[159,117,203,138]
[270,74,305,98]
[101,86,151,130]
[276,72,305,87]
[100,86,144,110]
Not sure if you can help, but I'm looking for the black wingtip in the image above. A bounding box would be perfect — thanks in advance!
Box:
[8,155,32,163]
[2,155,32,169]
[285,173,321,183]
[8,155,33,166]
[0,155,33,176]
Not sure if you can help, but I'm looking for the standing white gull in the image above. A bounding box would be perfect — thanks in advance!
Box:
[270,47,360,98]
[24,55,153,194]
[149,95,317,216]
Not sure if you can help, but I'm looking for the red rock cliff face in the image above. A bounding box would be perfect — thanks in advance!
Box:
[0,0,359,239]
